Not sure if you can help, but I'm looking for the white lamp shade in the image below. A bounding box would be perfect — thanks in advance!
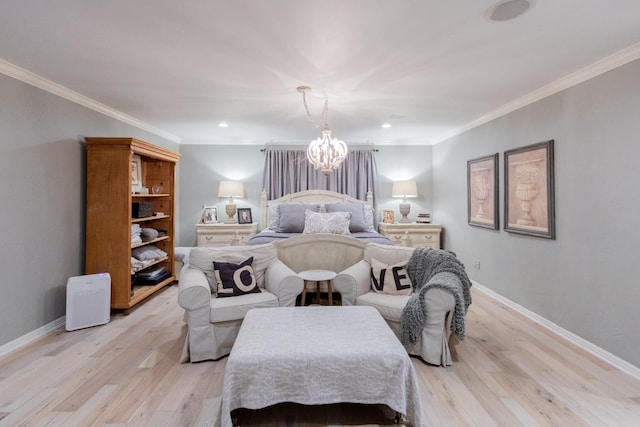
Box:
[218,180,244,198]
[392,180,418,198]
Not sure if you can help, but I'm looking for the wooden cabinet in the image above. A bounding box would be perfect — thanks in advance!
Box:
[378,222,442,249]
[85,137,180,309]
[196,223,258,247]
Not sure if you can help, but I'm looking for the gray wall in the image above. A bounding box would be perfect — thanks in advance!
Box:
[433,59,640,367]
[177,144,434,246]
[0,74,178,347]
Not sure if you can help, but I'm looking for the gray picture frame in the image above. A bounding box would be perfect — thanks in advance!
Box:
[237,208,252,224]
[504,140,555,239]
[467,153,499,230]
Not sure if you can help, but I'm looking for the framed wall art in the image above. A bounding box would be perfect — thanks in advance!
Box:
[237,208,252,224]
[467,153,499,229]
[504,140,555,239]
[200,206,218,224]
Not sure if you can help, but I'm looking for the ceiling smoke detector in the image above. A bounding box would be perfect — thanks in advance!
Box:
[487,0,531,22]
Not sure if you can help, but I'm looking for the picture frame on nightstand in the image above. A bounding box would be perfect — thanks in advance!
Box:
[237,208,252,224]
[383,209,395,224]
[200,206,218,224]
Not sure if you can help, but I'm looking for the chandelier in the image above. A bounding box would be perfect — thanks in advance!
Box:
[297,86,348,175]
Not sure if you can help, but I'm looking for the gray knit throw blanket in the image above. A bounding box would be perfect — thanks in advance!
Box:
[400,248,472,346]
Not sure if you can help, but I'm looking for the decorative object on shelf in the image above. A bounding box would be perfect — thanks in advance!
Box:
[504,140,555,239]
[467,153,499,230]
[132,202,154,218]
[152,183,163,194]
[417,213,432,223]
[237,208,252,224]
[200,206,218,224]
[131,154,142,193]
[392,180,418,223]
[297,85,348,175]
[383,209,395,224]
[218,180,244,224]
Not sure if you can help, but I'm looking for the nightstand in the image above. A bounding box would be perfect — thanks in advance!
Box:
[196,223,258,247]
[378,222,442,249]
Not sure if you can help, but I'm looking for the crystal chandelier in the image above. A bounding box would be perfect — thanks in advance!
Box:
[298,86,348,175]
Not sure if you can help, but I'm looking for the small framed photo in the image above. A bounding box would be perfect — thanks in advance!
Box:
[237,208,252,224]
[131,155,142,193]
[383,209,395,224]
[200,206,218,224]
[468,153,499,229]
[504,140,555,239]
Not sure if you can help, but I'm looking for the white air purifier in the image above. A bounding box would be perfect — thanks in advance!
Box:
[65,273,111,331]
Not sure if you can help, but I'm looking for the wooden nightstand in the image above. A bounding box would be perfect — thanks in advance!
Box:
[378,222,442,249]
[196,223,258,247]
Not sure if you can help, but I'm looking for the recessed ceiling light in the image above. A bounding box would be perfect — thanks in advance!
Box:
[218,122,228,128]
[487,0,531,22]
[382,123,392,129]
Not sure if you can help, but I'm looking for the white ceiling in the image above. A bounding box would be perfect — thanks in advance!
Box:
[1,1,640,146]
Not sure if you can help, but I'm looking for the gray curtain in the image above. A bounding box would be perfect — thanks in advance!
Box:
[262,148,379,204]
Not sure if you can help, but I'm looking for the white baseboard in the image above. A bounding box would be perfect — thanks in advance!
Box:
[0,316,66,358]
[473,281,640,381]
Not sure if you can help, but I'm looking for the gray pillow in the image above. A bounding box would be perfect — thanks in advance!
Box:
[276,203,321,232]
[325,203,367,232]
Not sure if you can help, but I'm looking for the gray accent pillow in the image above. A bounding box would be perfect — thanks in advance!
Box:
[302,210,351,235]
[325,203,367,232]
[276,203,321,233]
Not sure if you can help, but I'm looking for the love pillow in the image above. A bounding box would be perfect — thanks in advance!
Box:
[213,256,261,297]
[369,258,412,295]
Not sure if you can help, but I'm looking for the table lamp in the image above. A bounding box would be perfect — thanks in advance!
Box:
[392,180,417,223]
[218,180,244,224]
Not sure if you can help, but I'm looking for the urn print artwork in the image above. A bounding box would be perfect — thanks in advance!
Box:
[504,140,555,239]
[467,153,499,229]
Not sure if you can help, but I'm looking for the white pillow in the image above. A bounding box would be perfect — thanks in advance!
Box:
[302,210,351,235]
[267,202,280,230]
[188,244,277,293]
[369,258,412,295]
[363,205,376,232]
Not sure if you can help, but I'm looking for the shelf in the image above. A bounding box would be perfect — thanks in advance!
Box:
[85,137,179,310]
[132,193,170,198]
[133,256,169,273]
[131,235,170,249]
[127,276,175,308]
[131,214,170,223]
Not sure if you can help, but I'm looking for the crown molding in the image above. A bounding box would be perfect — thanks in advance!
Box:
[0,58,182,143]
[433,41,640,144]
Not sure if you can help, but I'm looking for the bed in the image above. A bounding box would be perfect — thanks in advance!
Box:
[220,306,422,427]
[248,189,393,245]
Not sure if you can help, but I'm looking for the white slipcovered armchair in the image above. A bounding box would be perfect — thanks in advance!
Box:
[336,243,457,366]
[178,244,302,362]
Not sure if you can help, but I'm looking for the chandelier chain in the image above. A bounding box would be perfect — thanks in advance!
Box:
[300,89,329,130]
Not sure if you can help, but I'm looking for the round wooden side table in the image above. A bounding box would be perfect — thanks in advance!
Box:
[298,269,337,306]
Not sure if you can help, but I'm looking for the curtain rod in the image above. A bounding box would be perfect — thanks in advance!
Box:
[260,147,379,152]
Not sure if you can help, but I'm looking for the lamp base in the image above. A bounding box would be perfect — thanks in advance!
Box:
[398,202,411,223]
[225,203,237,224]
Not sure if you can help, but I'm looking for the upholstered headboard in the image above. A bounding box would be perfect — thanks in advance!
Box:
[259,189,373,231]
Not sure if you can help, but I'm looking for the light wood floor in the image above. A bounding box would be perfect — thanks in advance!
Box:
[1,284,639,427]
